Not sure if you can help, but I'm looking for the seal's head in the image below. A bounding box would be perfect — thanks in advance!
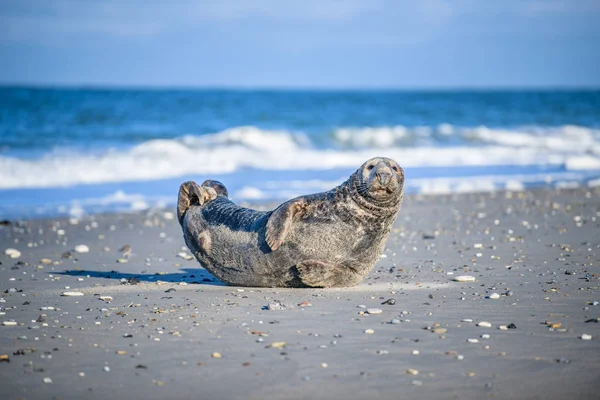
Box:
[353,157,404,205]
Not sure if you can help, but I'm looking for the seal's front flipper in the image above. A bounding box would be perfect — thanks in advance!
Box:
[177,181,218,226]
[296,260,363,288]
[265,199,307,251]
[201,180,229,198]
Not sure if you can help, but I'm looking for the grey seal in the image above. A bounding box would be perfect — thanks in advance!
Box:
[177,157,404,288]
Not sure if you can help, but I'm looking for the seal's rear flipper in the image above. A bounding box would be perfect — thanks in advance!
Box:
[265,199,308,251]
[177,181,218,226]
[201,180,229,198]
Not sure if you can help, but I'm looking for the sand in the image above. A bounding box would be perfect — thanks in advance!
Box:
[1,188,599,400]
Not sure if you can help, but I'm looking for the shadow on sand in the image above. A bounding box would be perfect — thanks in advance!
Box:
[57,267,226,286]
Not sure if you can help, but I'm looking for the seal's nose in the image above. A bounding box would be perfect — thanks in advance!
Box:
[375,165,392,186]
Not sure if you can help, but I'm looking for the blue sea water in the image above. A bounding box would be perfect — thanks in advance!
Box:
[0,87,599,219]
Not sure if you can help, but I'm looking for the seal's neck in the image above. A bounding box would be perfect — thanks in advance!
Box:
[344,175,403,219]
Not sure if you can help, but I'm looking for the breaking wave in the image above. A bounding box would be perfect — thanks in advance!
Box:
[1,124,599,189]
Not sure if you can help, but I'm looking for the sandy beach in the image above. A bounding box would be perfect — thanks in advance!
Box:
[1,187,599,400]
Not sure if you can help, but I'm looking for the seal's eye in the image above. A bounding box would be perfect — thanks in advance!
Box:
[367,165,374,171]
[391,166,399,172]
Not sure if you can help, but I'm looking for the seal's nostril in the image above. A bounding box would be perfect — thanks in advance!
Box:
[376,172,391,186]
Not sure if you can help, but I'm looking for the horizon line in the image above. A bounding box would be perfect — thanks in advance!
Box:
[1,82,599,92]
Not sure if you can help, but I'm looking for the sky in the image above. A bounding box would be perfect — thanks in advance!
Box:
[0,0,599,89]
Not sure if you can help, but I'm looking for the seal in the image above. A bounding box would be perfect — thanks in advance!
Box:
[177,157,404,288]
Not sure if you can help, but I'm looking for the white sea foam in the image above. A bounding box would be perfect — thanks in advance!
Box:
[0,125,599,189]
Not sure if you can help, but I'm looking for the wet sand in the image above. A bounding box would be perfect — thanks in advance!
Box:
[1,188,599,400]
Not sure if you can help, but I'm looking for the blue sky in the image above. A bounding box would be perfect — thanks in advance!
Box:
[0,0,599,88]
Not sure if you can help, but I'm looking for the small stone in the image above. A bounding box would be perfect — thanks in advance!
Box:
[62,292,84,297]
[74,245,89,253]
[116,258,128,263]
[3,321,18,326]
[581,334,592,340]
[411,380,423,386]
[211,352,222,358]
[364,329,375,334]
[477,321,492,328]
[116,350,127,355]
[507,323,517,329]
[321,363,328,368]
[390,319,401,324]
[267,342,286,349]
[499,325,508,330]
[481,334,491,339]
[454,275,476,282]
[367,308,382,314]
[103,366,110,372]
[0,354,9,362]
[433,328,447,334]
[412,350,419,355]
[5,248,21,258]
[467,338,479,343]
[457,354,465,360]
[99,296,113,301]
[267,302,283,310]
[406,368,419,375]
[461,318,473,323]
[43,377,52,384]
[298,301,312,307]
[488,293,500,299]
[40,258,52,264]
[505,290,514,297]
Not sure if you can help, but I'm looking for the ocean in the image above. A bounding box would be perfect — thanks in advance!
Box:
[0,87,599,219]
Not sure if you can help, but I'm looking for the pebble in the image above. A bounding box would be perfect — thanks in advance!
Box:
[321,363,328,368]
[62,291,84,297]
[499,325,508,330]
[4,248,21,258]
[99,296,113,301]
[2,321,17,326]
[211,352,222,358]
[103,366,110,372]
[488,293,500,299]
[461,318,473,323]
[43,377,52,384]
[477,321,492,328]
[581,334,592,340]
[74,244,90,253]
[467,338,479,343]
[390,319,401,324]
[367,308,382,314]
[481,334,491,339]
[364,329,375,334]
[406,368,419,375]
[454,275,476,282]
[267,342,286,349]
[411,380,423,386]
[412,350,420,355]
[433,328,447,334]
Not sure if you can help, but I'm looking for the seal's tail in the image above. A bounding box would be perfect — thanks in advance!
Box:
[177,180,229,226]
